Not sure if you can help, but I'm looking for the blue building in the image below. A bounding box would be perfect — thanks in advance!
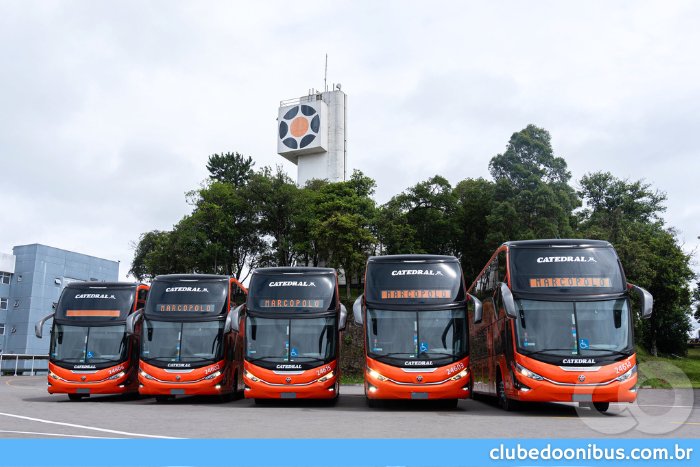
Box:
[0,244,119,357]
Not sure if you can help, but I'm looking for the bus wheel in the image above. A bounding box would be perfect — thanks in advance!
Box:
[594,402,610,413]
[68,394,85,401]
[497,372,517,411]
[367,398,382,408]
[155,395,173,403]
[440,399,459,409]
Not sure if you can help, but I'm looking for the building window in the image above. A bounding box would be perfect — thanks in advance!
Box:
[0,324,4,335]
[0,272,10,284]
[0,298,7,310]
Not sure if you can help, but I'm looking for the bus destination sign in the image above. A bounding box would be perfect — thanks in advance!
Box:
[528,277,612,288]
[380,289,452,300]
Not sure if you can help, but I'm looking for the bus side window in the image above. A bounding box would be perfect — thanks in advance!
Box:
[498,250,508,284]
[230,283,246,307]
[137,288,148,309]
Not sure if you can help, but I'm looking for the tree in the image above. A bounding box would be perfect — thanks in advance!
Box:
[453,177,496,281]
[487,125,579,244]
[246,166,301,267]
[206,152,254,187]
[577,172,694,356]
[312,171,377,298]
[385,175,459,255]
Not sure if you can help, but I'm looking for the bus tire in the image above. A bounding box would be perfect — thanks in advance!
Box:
[254,398,271,405]
[497,372,517,411]
[440,399,459,409]
[367,398,381,408]
[155,395,173,403]
[68,394,85,401]
[582,401,610,413]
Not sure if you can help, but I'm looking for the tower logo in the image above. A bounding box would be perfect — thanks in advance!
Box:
[278,105,321,150]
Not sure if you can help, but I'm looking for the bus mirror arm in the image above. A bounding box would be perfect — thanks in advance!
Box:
[339,304,348,331]
[629,284,653,319]
[500,283,518,319]
[468,294,483,324]
[227,305,243,333]
[126,309,143,336]
[35,313,55,339]
[352,295,363,325]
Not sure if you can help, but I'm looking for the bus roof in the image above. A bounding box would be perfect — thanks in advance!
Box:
[251,267,336,276]
[63,281,140,289]
[504,239,613,249]
[152,274,231,281]
[368,254,459,263]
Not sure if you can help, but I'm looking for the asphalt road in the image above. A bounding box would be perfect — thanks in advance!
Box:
[0,377,697,439]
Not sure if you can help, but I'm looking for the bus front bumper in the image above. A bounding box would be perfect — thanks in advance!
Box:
[47,371,135,395]
[364,373,471,400]
[511,373,638,403]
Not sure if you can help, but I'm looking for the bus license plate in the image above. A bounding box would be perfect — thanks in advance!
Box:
[170,389,185,395]
[411,392,429,399]
[281,392,297,399]
[572,394,592,402]
[76,388,90,394]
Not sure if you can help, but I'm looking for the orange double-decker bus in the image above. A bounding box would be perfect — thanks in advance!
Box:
[468,239,653,412]
[127,274,247,402]
[35,282,149,401]
[353,255,482,407]
[237,267,347,403]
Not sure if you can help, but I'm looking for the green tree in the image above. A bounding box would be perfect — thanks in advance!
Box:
[206,152,254,187]
[578,173,694,356]
[385,175,459,255]
[453,177,496,281]
[487,125,579,244]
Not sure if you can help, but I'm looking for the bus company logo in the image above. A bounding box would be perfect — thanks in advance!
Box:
[391,270,444,276]
[73,364,96,369]
[404,361,433,366]
[536,256,597,263]
[276,364,302,370]
[562,358,596,365]
[268,281,316,287]
[167,363,192,368]
[278,105,321,150]
[75,294,116,299]
[165,287,209,293]
[578,374,586,382]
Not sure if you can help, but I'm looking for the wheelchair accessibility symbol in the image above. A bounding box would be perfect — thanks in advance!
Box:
[579,338,590,350]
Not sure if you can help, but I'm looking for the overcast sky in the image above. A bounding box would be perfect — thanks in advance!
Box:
[1,1,698,292]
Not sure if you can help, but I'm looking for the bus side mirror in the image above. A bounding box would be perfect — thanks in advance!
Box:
[500,283,517,319]
[227,305,243,333]
[629,284,653,319]
[126,309,144,336]
[353,295,364,325]
[469,294,483,324]
[339,304,348,331]
[35,313,55,339]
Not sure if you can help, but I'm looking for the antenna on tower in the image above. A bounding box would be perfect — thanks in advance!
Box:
[324,53,328,91]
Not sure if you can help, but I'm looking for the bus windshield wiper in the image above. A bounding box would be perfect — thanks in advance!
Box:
[580,349,631,357]
[524,348,576,356]
[418,351,457,359]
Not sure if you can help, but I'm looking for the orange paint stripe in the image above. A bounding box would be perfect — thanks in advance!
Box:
[66,310,121,317]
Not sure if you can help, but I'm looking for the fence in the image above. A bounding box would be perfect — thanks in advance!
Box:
[0,353,49,376]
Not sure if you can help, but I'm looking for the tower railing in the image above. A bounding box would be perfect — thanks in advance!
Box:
[0,353,49,376]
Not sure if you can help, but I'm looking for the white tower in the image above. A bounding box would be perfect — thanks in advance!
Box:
[277,88,347,185]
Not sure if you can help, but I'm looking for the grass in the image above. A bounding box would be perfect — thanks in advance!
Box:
[340,373,364,385]
[635,346,700,389]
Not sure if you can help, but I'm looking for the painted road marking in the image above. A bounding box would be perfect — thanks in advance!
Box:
[0,430,113,438]
[0,412,180,439]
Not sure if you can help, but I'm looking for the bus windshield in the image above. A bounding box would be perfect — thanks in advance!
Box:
[514,299,632,357]
[142,320,224,364]
[246,316,336,364]
[50,324,127,364]
[366,308,467,364]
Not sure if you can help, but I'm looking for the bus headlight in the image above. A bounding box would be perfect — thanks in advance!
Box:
[108,371,125,380]
[317,371,335,383]
[204,371,221,380]
[616,365,637,382]
[515,362,544,381]
[450,369,468,381]
[244,370,259,382]
[139,370,155,380]
[49,371,59,380]
[367,367,388,382]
